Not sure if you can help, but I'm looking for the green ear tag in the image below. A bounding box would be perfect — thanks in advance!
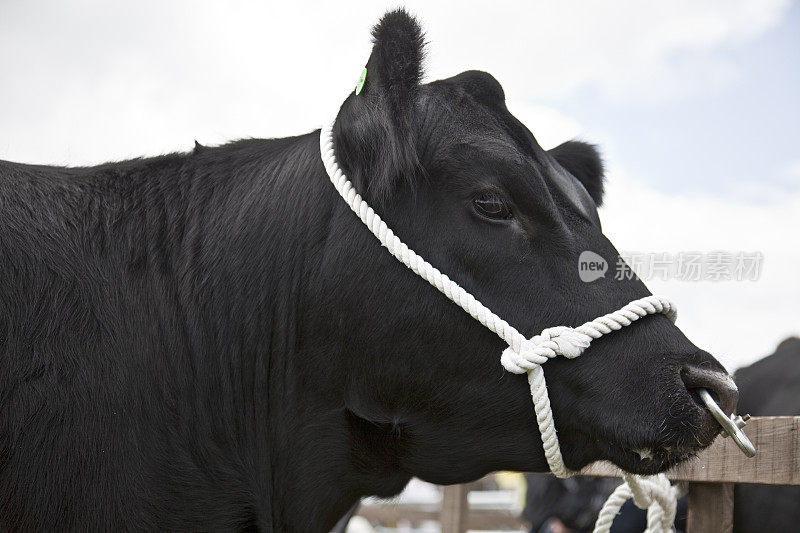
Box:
[355,67,367,95]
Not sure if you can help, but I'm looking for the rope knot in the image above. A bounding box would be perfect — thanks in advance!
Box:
[500,326,592,374]
[536,326,591,359]
[594,474,685,533]
[627,473,674,509]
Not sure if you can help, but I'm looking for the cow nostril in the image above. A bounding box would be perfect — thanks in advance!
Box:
[680,365,739,416]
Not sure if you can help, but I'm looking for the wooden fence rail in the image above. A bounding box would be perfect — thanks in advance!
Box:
[356,416,800,533]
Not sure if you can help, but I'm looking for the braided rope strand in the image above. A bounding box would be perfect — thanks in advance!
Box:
[320,121,681,532]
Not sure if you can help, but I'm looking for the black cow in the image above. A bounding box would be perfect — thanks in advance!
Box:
[0,10,738,531]
[734,338,800,533]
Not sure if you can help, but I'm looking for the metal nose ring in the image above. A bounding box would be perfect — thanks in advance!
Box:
[698,388,756,457]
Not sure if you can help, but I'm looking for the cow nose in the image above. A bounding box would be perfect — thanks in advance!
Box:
[680,365,739,416]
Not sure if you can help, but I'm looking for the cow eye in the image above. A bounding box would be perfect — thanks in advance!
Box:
[473,192,513,220]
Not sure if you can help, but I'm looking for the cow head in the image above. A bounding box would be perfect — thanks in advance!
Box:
[318,10,737,486]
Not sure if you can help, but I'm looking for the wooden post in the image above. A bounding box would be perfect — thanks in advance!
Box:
[687,482,734,533]
[580,417,800,486]
[440,484,469,533]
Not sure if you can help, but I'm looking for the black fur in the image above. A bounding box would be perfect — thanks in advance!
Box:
[368,9,425,115]
[0,9,732,531]
[549,140,605,206]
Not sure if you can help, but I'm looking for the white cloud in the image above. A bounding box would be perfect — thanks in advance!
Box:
[505,101,583,150]
[600,167,800,371]
[0,1,791,165]
[782,159,800,184]
[412,0,790,102]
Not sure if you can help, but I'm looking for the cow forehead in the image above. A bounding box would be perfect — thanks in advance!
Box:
[419,72,600,223]
[429,70,507,108]
[417,88,599,224]
[420,74,545,170]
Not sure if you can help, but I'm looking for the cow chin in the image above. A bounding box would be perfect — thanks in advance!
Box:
[586,435,702,476]
[559,396,721,476]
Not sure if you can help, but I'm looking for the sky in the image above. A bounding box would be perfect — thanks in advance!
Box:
[1,1,798,370]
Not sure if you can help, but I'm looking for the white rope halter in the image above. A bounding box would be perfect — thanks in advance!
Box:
[320,121,681,532]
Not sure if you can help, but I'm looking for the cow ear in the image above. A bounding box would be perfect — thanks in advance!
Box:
[548,140,605,206]
[332,9,425,203]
